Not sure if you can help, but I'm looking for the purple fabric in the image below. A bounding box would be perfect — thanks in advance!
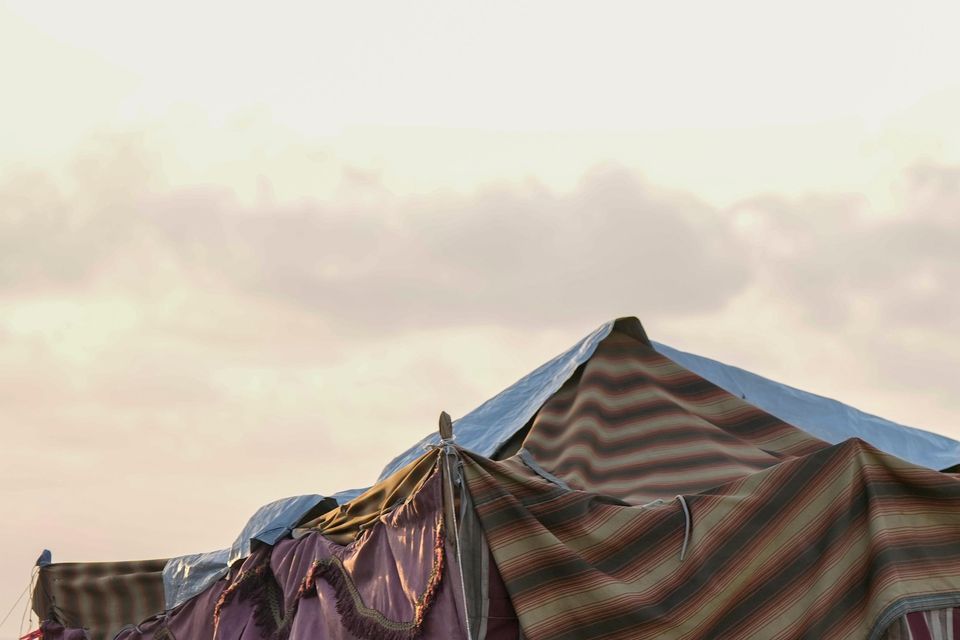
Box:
[113,582,225,640]
[39,621,90,640]
[116,472,466,640]
[484,560,519,640]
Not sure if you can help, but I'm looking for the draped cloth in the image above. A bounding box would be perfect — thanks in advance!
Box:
[116,467,465,640]
[32,559,167,640]
[113,459,520,640]
[463,441,960,640]
[519,328,829,504]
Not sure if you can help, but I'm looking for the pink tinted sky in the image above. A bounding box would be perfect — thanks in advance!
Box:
[2,1,960,636]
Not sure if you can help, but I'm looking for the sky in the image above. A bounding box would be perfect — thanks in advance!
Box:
[2,1,960,635]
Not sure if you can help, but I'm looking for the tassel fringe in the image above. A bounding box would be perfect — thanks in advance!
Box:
[212,513,446,640]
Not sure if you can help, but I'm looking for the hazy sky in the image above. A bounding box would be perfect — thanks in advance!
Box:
[2,2,960,635]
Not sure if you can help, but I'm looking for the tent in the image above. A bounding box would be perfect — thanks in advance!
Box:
[30,318,960,639]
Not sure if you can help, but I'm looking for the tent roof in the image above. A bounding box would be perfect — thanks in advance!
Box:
[378,317,960,482]
[164,317,960,608]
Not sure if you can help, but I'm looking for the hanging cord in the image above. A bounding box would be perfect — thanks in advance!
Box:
[517,449,570,490]
[675,495,692,562]
[1,575,33,630]
[6,566,39,637]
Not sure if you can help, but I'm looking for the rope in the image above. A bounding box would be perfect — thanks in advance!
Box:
[675,495,692,561]
[1,582,29,629]
[426,436,457,454]
[2,567,38,637]
[21,568,38,637]
[518,449,571,490]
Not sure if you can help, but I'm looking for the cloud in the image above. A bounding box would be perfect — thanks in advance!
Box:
[3,135,958,416]
[1,140,755,336]
[2,133,960,634]
[720,164,960,404]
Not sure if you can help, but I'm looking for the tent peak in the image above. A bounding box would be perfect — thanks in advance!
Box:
[438,411,454,441]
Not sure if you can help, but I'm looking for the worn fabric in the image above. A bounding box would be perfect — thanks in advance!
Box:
[37,621,91,640]
[32,559,167,640]
[521,328,828,504]
[116,467,470,640]
[882,607,960,639]
[462,440,960,640]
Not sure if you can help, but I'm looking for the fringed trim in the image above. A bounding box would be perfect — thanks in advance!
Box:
[213,553,271,631]
[213,552,296,640]
[212,512,445,640]
[311,512,446,640]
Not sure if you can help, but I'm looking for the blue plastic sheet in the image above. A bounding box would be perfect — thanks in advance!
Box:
[163,494,329,609]
[654,341,960,471]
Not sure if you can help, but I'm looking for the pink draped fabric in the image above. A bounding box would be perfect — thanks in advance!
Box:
[115,472,468,640]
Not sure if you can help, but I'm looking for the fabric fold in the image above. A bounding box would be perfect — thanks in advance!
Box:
[461,440,960,640]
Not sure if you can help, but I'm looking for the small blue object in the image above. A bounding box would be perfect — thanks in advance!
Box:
[36,549,52,566]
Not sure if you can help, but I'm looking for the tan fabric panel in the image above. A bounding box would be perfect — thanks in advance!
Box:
[297,450,439,544]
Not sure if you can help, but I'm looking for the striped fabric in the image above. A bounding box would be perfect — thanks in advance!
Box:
[521,328,827,504]
[884,608,960,640]
[461,327,960,639]
[32,559,167,640]
[463,441,960,639]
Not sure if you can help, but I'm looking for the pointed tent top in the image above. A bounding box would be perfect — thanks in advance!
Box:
[378,317,960,481]
[438,411,453,441]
